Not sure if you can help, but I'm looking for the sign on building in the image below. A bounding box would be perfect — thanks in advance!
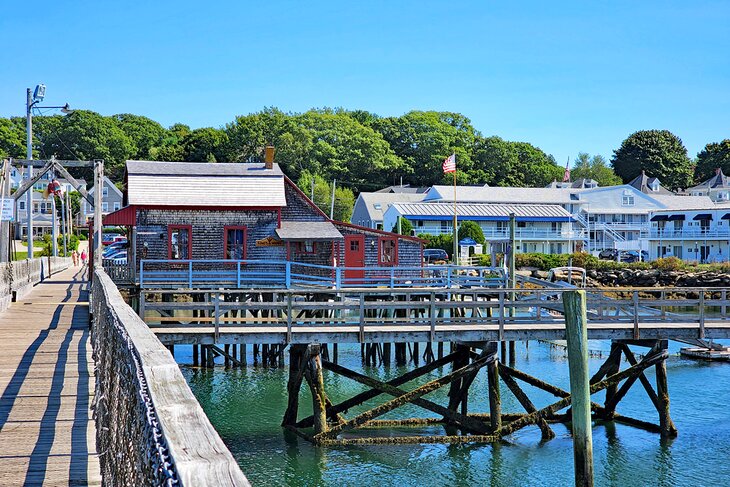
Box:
[0,198,14,222]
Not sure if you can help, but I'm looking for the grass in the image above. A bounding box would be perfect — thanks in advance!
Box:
[12,250,45,260]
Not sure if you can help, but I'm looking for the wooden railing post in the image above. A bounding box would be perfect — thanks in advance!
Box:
[335,267,342,289]
[285,261,291,289]
[188,261,193,288]
[563,290,594,487]
[286,293,293,343]
[632,290,639,339]
[699,290,705,338]
[429,291,436,342]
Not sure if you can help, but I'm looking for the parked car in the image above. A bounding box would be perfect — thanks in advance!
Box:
[103,249,127,261]
[424,248,449,264]
[620,250,649,263]
[102,240,128,257]
[102,233,123,245]
[598,248,619,260]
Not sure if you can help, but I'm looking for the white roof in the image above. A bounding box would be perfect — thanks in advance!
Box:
[125,160,286,207]
[391,202,572,220]
[425,185,582,205]
[651,194,717,211]
[357,192,427,221]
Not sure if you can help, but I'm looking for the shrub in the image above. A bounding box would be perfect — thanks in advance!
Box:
[651,256,685,272]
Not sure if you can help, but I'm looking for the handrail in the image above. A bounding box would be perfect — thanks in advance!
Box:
[139,259,508,290]
[91,270,249,486]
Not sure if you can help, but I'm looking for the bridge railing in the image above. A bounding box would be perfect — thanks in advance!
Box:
[139,259,507,290]
[140,286,730,341]
[91,269,249,486]
[0,257,73,309]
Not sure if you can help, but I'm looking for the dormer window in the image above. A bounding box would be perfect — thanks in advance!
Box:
[621,190,635,206]
[373,203,382,210]
[718,192,729,201]
[650,180,659,192]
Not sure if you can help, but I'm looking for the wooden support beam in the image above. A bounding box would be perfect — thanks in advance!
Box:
[447,344,471,413]
[619,344,660,410]
[297,351,463,428]
[654,344,678,438]
[487,347,501,432]
[320,359,492,435]
[282,344,307,426]
[563,290,594,487]
[304,345,328,435]
[209,344,244,368]
[314,354,495,442]
[500,369,555,440]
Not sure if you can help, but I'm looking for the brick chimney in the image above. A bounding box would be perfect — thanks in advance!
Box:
[264,146,275,169]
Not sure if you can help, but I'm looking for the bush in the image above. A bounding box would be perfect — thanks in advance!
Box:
[419,233,454,257]
[651,256,685,272]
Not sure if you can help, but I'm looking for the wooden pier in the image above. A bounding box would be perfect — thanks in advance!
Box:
[0,266,101,486]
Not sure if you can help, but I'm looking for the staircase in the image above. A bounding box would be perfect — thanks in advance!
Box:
[572,212,625,252]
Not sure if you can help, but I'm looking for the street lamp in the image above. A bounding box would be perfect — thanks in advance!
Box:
[25,84,72,258]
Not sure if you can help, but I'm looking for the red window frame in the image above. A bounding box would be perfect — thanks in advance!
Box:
[223,226,247,260]
[167,225,192,260]
[378,237,398,266]
[294,240,318,255]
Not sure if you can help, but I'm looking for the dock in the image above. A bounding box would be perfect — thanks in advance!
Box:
[0,266,101,486]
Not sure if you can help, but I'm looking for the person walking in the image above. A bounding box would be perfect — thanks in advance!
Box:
[72,250,79,266]
[80,249,88,266]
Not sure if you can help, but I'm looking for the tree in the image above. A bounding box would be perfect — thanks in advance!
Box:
[113,114,166,159]
[611,130,693,190]
[296,170,355,222]
[32,111,135,181]
[695,140,730,182]
[182,127,228,162]
[371,111,477,186]
[391,217,413,235]
[458,220,485,245]
[0,117,25,159]
[571,153,622,186]
[473,136,563,187]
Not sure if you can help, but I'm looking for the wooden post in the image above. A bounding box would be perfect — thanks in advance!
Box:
[283,344,307,426]
[509,341,516,367]
[602,342,622,419]
[563,290,594,487]
[304,344,328,435]
[192,344,199,367]
[486,342,501,432]
[655,342,678,438]
[224,344,231,368]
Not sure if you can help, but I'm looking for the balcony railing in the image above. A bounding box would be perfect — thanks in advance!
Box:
[415,228,585,240]
[649,229,729,239]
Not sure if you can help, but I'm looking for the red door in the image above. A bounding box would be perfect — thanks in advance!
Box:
[344,235,365,283]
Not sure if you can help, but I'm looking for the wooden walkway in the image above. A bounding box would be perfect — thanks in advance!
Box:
[0,266,101,486]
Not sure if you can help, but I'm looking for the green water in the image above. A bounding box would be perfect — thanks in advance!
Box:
[179,341,730,486]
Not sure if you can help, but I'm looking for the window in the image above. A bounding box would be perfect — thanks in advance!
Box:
[622,195,635,206]
[378,237,397,266]
[19,201,25,210]
[102,186,109,197]
[113,202,121,211]
[295,240,317,254]
[168,225,192,259]
[517,221,526,228]
[102,202,109,212]
[224,226,246,260]
[374,203,382,210]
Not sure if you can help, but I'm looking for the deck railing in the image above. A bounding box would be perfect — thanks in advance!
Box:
[91,269,249,486]
[139,259,507,290]
[0,257,73,308]
[141,285,730,342]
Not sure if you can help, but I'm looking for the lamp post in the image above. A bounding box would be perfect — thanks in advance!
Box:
[25,84,71,258]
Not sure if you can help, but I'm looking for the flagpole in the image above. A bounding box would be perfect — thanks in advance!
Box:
[453,168,458,265]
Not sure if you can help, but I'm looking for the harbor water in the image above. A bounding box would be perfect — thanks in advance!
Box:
[178,340,730,486]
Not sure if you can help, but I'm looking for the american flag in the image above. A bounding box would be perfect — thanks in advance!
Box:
[442,153,456,173]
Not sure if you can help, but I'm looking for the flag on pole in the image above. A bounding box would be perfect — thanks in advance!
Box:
[443,153,456,173]
[562,158,571,182]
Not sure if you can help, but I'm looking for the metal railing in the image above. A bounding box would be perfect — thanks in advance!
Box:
[139,259,508,290]
[91,269,249,486]
[649,228,730,239]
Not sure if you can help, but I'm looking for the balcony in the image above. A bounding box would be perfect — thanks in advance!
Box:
[414,228,585,240]
[649,228,730,239]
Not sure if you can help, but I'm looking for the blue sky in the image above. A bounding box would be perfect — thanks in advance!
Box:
[1,0,728,166]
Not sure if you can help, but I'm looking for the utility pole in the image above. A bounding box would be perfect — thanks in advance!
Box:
[60,189,67,256]
[26,88,33,258]
[330,179,336,219]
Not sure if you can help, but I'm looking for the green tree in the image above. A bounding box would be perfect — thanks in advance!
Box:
[473,136,563,187]
[33,111,134,180]
[113,114,166,159]
[371,111,477,186]
[611,130,693,190]
[571,153,622,186]
[0,118,25,158]
[149,123,190,161]
[182,127,228,162]
[296,170,355,222]
[695,140,730,182]
[391,216,414,235]
[458,220,485,244]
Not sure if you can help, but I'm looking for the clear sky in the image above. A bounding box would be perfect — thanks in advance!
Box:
[1,0,728,166]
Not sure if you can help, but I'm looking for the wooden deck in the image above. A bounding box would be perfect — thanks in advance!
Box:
[0,266,101,486]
